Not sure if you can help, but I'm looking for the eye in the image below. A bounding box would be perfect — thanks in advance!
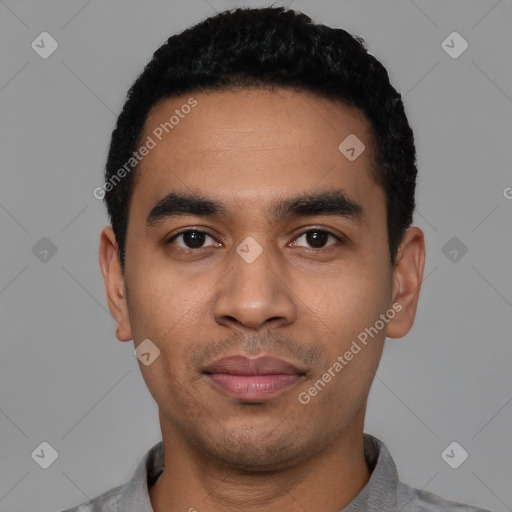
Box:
[166,227,342,254]
[292,229,341,250]
[167,229,219,251]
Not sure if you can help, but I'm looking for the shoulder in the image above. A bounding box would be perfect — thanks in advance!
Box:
[397,480,494,512]
[57,440,163,512]
[58,483,124,512]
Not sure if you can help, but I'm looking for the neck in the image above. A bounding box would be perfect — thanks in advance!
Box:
[149,412,370,512]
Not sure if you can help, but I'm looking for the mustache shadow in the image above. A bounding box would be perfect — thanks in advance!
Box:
[190,329,323,371]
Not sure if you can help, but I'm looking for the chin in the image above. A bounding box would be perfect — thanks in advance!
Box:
[198,425,318,473]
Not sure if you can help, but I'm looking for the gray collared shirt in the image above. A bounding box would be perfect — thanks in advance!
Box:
[60,434,492,512]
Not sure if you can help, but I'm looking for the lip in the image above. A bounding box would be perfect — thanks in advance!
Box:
[203,355,306,402]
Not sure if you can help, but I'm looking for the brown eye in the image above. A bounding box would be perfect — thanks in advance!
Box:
[293,229,340,249]
[169,230,217,250]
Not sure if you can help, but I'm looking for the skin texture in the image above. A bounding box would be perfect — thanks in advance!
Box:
[99,88,425,512]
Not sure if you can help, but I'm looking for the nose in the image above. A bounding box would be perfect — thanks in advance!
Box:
[213,240,297,331]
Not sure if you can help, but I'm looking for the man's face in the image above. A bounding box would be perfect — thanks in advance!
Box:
[109,89,403,470]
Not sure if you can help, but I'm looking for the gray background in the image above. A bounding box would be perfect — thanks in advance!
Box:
[0,0,511,511]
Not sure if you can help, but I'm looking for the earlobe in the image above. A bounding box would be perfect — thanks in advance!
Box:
[386,226,426,339]
[99,226,133,342]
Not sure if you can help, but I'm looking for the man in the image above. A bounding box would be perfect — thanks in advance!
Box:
[65,6,491,512]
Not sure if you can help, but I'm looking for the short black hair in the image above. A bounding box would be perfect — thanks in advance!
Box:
[103,6,417,271]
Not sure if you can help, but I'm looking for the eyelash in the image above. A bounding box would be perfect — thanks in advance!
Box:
[165,227,343,254]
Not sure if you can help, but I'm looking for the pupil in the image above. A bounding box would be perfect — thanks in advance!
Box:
[182,230,328,249]
[184,231,205,248]
[306,230,327,248]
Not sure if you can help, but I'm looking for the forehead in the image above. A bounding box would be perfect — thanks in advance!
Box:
[131,88,382,221]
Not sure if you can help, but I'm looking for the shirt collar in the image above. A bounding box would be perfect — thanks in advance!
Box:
[341,434,399,512]
[118,440,164,512]
[118,433,398,512]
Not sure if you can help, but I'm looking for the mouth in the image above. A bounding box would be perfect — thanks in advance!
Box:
[202,354,306,402]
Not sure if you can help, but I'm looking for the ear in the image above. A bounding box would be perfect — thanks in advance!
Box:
[98,226,133,342]
[386,226,426,339]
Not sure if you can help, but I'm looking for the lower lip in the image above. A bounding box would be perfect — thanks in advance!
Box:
[206,373,302,402]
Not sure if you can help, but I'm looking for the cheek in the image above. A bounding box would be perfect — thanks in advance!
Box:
[310,264,391,337]
[126,265,213,371]
[125,266,194,347]
[300,271,389,410]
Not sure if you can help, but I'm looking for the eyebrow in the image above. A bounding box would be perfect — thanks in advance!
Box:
[145,188,367,228]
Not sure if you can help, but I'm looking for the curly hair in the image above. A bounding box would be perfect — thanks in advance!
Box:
[103,6,417,270]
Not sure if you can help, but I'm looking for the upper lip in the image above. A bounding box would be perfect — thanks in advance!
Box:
[203,355,306,376]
